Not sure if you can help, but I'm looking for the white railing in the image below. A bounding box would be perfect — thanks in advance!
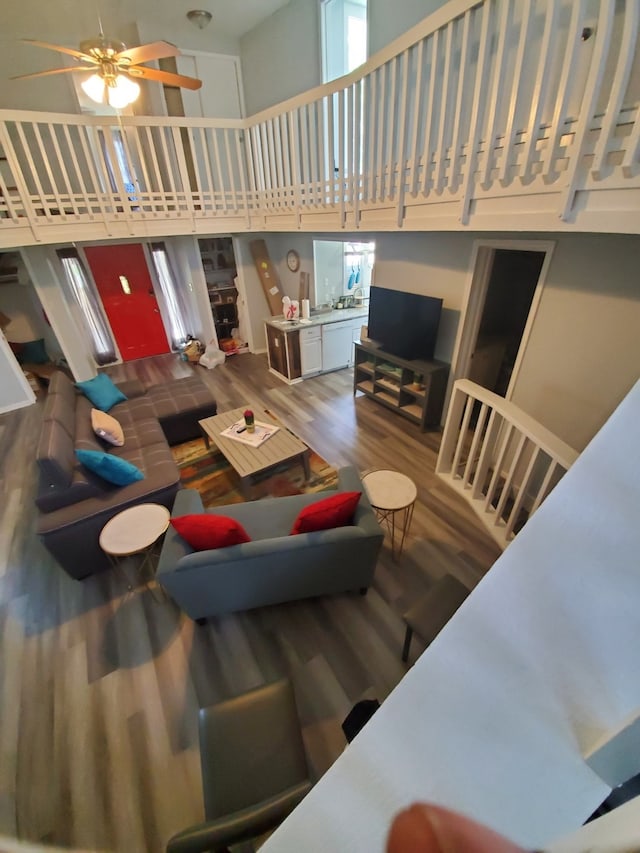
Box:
[436,379,578,549]
[1,0,639,243]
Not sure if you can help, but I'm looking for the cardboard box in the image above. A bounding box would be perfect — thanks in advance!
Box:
[250,239,284,316]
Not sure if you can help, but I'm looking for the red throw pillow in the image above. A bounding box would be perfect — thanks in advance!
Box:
[291,491,361,535]
[171,514,251,551]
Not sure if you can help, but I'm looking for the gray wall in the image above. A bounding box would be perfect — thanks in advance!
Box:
[374,231,640,452]
[240,0,450,114]
[240,0,322,116]
[248,230,638,453]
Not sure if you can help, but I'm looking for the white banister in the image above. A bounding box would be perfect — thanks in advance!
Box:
[592,1,639,179]
[437,379,578,549]
[1,0,638,245]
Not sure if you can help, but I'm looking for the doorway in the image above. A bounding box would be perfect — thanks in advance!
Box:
[451,240,554,401]
[84,243,170,362]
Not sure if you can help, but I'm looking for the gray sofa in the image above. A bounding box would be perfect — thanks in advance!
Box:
[35,371,216,579]
[157,466,384,620]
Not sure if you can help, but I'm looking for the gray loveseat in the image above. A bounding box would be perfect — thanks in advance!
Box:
[157,466,384,620]
[35,371,216,579]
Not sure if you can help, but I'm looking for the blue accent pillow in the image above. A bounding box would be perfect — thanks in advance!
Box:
[76,374,127,412]
[76,449,143,486]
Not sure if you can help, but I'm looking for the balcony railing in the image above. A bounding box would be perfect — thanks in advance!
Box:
[436,379,579,549]
[1,0,639,245]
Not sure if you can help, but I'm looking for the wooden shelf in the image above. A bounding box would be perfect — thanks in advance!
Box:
[375,390,400,407]
[375,377,401,395]
[400,402,423,420]
[353,341,449,431]
[199,236,239,334]
[402,384,426,400]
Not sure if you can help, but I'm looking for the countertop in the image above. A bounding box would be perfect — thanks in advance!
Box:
[265,307,368,331]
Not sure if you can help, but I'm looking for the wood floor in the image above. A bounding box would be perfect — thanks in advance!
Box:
[0,352,501,852]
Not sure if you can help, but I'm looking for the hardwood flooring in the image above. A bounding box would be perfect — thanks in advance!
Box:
[0,353,501,852]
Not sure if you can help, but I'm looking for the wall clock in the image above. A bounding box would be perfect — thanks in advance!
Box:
[286,249,300,272]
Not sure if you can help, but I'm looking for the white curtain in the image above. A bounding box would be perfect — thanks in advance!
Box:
[57,249,117,365]
[149,243,191,348]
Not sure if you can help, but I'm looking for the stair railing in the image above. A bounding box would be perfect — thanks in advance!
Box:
[436,379,578,549]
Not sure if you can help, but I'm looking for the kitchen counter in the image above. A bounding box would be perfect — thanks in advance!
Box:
[265,306,368,331]
[265,308,368,384]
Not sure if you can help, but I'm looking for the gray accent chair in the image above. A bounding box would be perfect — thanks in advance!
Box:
[157,466,384,620]
[402,574,470,662]
[166,679,312,853]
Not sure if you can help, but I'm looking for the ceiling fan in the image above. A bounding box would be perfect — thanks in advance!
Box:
[12,35,202,109]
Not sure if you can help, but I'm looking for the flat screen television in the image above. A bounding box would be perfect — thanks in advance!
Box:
[367,286,443,361]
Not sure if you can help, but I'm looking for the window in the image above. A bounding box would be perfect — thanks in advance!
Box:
[56,249,117,365]
[321,0,368,84]
[148,243,192,349]
[313,239,375,307]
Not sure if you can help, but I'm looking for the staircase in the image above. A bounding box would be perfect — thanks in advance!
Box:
[0,0,639,248]
[436,378,579,548]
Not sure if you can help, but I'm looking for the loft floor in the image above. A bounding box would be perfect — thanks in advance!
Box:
[0,352,501,851]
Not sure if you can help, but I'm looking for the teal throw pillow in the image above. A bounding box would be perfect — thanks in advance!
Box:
[19,338,49,364]
[76,449,143,486]
[76,374,127,412]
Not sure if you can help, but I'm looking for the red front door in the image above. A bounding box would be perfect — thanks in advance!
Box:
[85,243,170,361]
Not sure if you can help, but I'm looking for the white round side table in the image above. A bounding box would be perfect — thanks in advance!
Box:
[99,503,170,595]
[362,469,417,560]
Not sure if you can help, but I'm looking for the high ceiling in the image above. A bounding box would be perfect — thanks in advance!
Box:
[4,0,293,41]
[1,0,294,112]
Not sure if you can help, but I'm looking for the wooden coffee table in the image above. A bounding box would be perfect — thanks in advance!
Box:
[199,407,310,497]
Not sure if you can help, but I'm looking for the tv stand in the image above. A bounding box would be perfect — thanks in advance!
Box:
[353,341,449,430]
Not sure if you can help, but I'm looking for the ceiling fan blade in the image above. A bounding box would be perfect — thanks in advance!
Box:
[21,39,99,64]
[128,65,202,90]
[11,66,95,81]
[115,40,180,65]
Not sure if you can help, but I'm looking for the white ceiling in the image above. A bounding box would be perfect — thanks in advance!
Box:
[3,0,293,42]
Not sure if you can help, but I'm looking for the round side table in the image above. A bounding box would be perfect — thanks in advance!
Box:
[99,503,171,596]
[362,469,417,560]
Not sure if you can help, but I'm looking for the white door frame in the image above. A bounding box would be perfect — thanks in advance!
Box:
[447,238,556,409]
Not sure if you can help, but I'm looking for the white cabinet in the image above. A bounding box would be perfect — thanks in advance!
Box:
[300,326,322,376]
[322,321,353,372]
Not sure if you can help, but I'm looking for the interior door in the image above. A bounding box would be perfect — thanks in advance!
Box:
[84,244,170,361]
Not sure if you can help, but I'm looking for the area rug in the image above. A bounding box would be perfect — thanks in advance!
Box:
[171,415,338,507]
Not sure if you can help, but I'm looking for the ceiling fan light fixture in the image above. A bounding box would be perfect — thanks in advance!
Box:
[187,9,212,29]
[81,72,140,108]
[108,75,140,108]
[81,73,106,104]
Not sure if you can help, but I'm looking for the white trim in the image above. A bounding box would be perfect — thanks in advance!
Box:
[447,238,555,414]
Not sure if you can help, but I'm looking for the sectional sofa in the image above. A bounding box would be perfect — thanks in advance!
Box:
[35,371,216,579]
